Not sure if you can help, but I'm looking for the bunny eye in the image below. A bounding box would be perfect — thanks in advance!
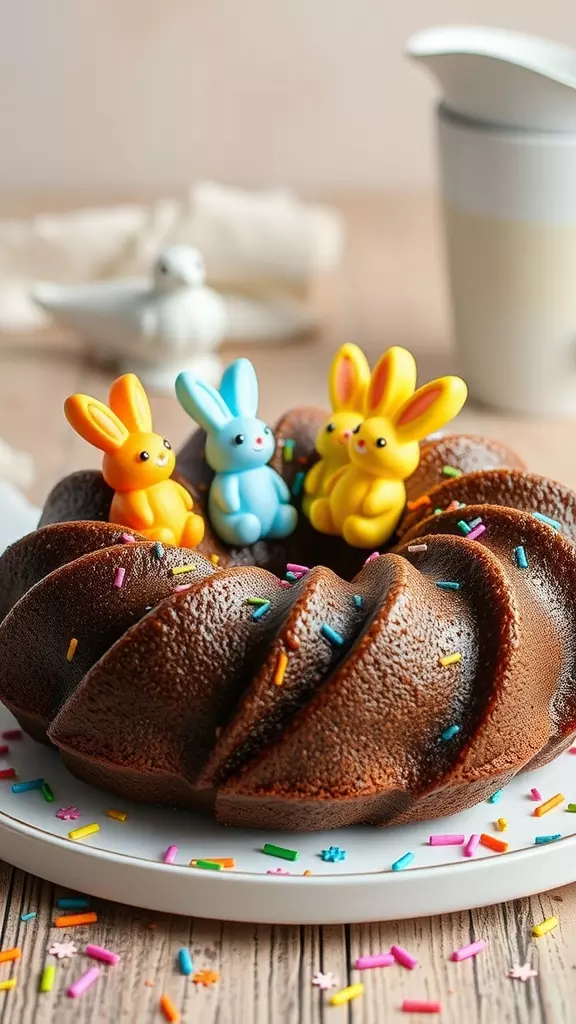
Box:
[264,427,271,435]
[233,434,245,446]
[139,451,150,461]
[352,424,361,434]
[376,438,387,448]
[163,439,172,450]
[326,423,336,433]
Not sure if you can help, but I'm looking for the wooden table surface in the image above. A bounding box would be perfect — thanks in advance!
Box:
[0,193,575,1022]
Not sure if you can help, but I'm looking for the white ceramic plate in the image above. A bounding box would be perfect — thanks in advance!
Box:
[0,705,575,924]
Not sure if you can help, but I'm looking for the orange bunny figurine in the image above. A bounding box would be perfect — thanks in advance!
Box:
[64,373,205,548]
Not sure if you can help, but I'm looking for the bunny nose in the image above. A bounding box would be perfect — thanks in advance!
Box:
[255,436,263,445]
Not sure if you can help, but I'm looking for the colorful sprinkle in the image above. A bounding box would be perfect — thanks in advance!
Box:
[21,912,36,921]
[0,769,16,780]
[363,551,380,565]
[435,580,460,590]
[163,845,178,864]
[391,945,418,970]
[154,542,164,559]
[533,511,561,531]
[451,939,487,962]
[193,859,222,871]
[252,601,271,621]
[354,953,395,969]
[566,804,576,812]
[41,782,55,802]
[531,788,543,801]
[190,858,235,869]
[121,533,136,544]
[497,818,508,831]
[442,466,462,478]
[209,554,219,565]
[439,653,461,667]
[0,948,21,964]
[402,1000,442,1014]
[353,594,363,608]
[457,519,471,535]
[48,941,78,959]
[440,724,460,741]
[0,745,8,756]
[514,545,528,569]
[113,566,126,588]
[321,623,344,646]
[292,471,305,497]
[321,845,346,862]
[330,983,364,1006]
[192,969,220,986]
[283,439,295,462]
[408,543,428,553]
[467,523,486,541]
[56,806,80,820]
[488,789,503,804]
[85,944,121,965]
[535,834,561,844]
[273,650,289,686]
[263,842,299,861]
[480,833,508,853]
[532,916,558,938]
[40,965,56,992]
[0,980,16,991]
[160,994,180,1022]
[54,913,97,927]
[170,564,195,576]
[534,793,565,817]
[1,729,21,740]
[407,495,431,512]
[267,867,291,875]
[67,966,101,999]
[106,809,127,822]
[464,834,480,857]
[507,962,538,982]
[245,596,268,606]
[66,637,78,661]
[178,948,193,975]
[57,898,90,909]
[287,563,310,574]
[12,778,43,793]
[392,852,414,871]
[429,834,465,846]
[312,970,339,988]
[67,823,100,841]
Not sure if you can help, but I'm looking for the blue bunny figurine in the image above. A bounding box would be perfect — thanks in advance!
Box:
[175,358,298,546]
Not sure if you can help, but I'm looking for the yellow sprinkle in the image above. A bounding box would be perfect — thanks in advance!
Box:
[66,637,78,661]
[106,809,127,822]
[532,916,558,938]
[170,564,196,576]
[209,554,219,565]
[68,823,100,841]
[497,818,508,831]
[273,650,289,686]
[534,793,565,817]
[439,652,461,667]
[330,983,364,1006]
[0,980,16,991]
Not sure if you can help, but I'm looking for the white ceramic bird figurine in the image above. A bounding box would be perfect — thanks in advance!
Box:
[31,246,228,391]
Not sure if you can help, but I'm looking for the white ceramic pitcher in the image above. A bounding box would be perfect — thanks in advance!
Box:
[407,25,576,417]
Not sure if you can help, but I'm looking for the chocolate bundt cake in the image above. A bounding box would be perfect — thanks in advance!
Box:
[1,413,576,832]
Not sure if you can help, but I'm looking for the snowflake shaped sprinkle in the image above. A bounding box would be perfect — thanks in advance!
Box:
[507,962,538,982]
[312,971,338,990]
[48,941,78,959]
[321,845,346,863]
[192,969,219,986]
[56,806,80,821]
[267,867,291,875]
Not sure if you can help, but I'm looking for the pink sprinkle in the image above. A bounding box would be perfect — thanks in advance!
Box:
[163,845,178,864]
[402,1000,441,1014]
[391,944,418,970]
[85,943,120,965]
[113,567,126,589]
[407,543,427,553]
[67,966,101,998]
[0,745,8,756]
[463,834,480,857]
[174,584,192,593]
[354,953,395,969]
[364,551,380,565]
[287,563,310,574]
[279,581,292,588]
[531,787,543,801]
[121,533,136,544]
[1,730,21,740]
[267,867,291,875]
[451,939,487,962]
[429,834,465,846]
[445,500,462,513]
[56,806,80,821]
[467,524,486,541]
[569,747,576,754]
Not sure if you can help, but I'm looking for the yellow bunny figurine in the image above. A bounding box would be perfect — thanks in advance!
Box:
[64,373,205,548]
[302,343,371,519]
[310,347,468,548]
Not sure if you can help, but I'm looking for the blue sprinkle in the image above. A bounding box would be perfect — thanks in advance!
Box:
[21,912,36,922]
[353,595,363,609]
[321,623,344,647]
[178,947,194,975]
[154,542,164,559]
[56,897,90,909]
[468,516,483,529]
[11,778,44,794]
[392,852,414,871]
[533,511,561,531]
[321,845,347,862]
[535,834,561,845]
[285,571,299,582]
[488,789,503,804]
[457,519,471,535]
[440,724,460,742]
[252,601,271,621]
[292,471,305,498]
[514,545,528,569]
[436,581,461,591]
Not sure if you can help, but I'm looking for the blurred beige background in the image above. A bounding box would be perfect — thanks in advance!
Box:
[2,0,576,196]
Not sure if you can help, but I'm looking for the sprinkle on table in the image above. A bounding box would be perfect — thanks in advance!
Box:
[113,566,126,588]
[429,834,465,846]
[439,724,460,741]
[160,991,180,1020]
[353,953,395,969]
[54,912,97,928]
[507,962,538,982]
[190,858,235,869]
[567,804,576,813]
[48,941,78,959]
[85,944,121,966]
[330,983,364,1006]
[192,969,220,986]
[193,860,222,871]
[464,834,480,857]
[12,778,44,793]
[0,745,8,756]
[439,652,461,667]
[0,948,21,964]
[442,465,462,478]
[68,823,100,841]
[41,782,55,802]
[170,564,195,576]
[21,911,37,922]
[532,916,558,938]
[40,964,56,993]
[312,970,339,989]
[67,966,101,999]
[531,788,543,801]
[480,833,508,853]
[533,511,561,531]
[66,637,78,661]
[451,939,487,962]
[321,845,346,862]
[321,623,344,646]
[435,580,460,590]
[488,789,503,804]
[163,845,178,864]
[534,793,565,817]
[273,650,289,686]
[263,842,299,862]
[178,947,193,975]
[402,1000,442,1014]
[0,980,16,992]
[514,545,528,569]
[0,769,16,780]
[391,944,418,969]
[535,834,561,845]
[408,543,428,553]
[56,806,80,820]
[252,601,271,621]
[1,730,21,740]
[57,898,90,909]
[497,818,508,831]
[106,809,127,822]
[392,851,414,871]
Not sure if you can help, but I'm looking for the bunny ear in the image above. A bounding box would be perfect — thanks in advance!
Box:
[108,373,153,433]
[393,376,468,445]
[328,343,371,412]
[64,394,129,453]
[219,358,259,417]
[175,372,232,432]
[365,347,417,418]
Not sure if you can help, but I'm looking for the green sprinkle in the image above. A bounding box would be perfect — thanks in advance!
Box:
[566,804,576,813]
[488,789,503,804]
[41,782,54,803]
[457,519,471,535]
[263,842,299,862]
[468,516,483,528]
[40,964,56,993]
[353,595,363,609]
[442,466,462,478]
[194,859,222,871]
[533,511,561,531]
[435,581,461,591]
[245,597,268,606]
[283,439,295,462]
[434,508,443,516]
[292,471,305,497]
[285,571,299,582]
[252,601,271,620]
[514,545,528,569]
